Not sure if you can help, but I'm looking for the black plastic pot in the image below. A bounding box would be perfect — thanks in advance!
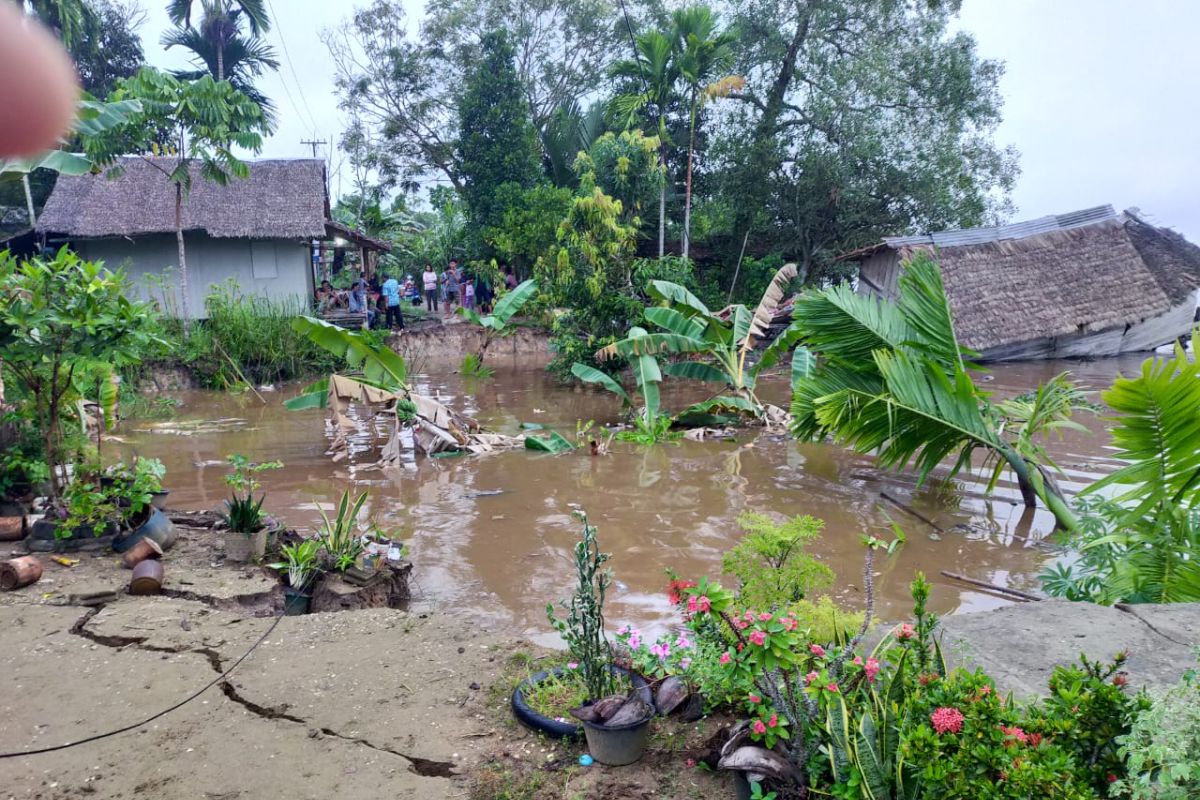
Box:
[112,508,176,553]
[282,585,312,615]
[511,666,652,740]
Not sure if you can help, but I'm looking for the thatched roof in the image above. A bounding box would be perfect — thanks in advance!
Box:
[36,157,329,240]
[902,215,1200,352]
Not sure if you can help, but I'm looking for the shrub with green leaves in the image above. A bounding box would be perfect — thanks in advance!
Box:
[722,513,833,609]
[1113,654,1200,800]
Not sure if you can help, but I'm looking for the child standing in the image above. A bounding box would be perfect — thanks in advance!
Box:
[463,278,476,311]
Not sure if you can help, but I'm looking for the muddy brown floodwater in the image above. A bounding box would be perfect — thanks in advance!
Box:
[117,352,1147,645]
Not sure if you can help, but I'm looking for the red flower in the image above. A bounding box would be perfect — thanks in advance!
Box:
[930,707,964,734]
[767,714,778,728]
[1113,672,1129,687]
[748,630,767,646]
[1107,774,1118,784]
[752,720,767,735]
[1000,725,1029,745]
[748,694,761,704]
[666,579,697,605]
[1028,733,1043,747]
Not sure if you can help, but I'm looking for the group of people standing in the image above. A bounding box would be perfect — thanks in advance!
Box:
[338,260,519,331]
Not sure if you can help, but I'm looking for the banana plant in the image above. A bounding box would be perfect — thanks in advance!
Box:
[457,278,538,359]
[284,315,408,410]
[571,326,665,433]
[595,264,810,419]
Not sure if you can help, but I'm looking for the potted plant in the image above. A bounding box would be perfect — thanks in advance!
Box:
[107,457,175,552]
[220,454,282,562]
[512,510,653,763]
[316,490,367,573]
[270,539,320,615]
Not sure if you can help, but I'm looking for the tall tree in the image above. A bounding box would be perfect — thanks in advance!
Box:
[162,0,278,120]
[166,0,268,39]
[715,0,1015,280]
[68,0,145,97]
[325,0,619,192]
[456,29,542,242]
[18,0,98,47]
[671,5,736,260]
[609,30,678,258]
[101,67,269,330]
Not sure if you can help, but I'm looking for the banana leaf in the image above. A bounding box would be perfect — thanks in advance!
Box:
[524,430,575,453]
[570,362,631,405]
[662,361,729,383]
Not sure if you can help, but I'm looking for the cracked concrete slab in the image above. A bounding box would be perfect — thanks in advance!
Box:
[0,599,512,799]
[939,599,1199,698]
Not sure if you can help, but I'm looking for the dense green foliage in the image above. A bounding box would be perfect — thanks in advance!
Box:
[457,30,543,250]
[1042,334,1200,604]
[0,249,160,499]
[722,513,832,609]
[1114,655,1200,800]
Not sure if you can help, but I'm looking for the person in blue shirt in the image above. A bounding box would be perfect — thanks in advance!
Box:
[347,277,376,328]
[380,273,404,330]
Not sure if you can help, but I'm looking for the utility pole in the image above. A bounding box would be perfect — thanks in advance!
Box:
[300,139,327,158]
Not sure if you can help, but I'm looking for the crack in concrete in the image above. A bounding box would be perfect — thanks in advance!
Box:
[1114,603,1192,648]
[69,606,456,779]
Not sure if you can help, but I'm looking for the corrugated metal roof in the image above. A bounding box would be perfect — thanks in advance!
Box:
[881,204,1117,249]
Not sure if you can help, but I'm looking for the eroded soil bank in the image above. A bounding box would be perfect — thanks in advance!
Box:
[1,529,1196,800]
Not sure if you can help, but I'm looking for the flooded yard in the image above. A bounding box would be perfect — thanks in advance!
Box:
[116,353,1144,643]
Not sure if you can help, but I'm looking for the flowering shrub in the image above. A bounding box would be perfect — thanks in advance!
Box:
[902,669,1095,799]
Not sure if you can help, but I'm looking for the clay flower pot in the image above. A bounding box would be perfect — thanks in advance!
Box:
[0,556,43,591]
[121,537,164,569]
[129,559,164,595]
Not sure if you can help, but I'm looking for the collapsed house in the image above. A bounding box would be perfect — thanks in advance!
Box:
[841,205,1200,360]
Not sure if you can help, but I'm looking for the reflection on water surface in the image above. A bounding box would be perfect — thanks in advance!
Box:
[119,352,1146,643]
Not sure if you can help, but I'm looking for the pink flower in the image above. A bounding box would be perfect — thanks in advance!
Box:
[852,655,863,666]
[685,758,696,768]
[895,623,916,641]
[696,595,711,613]
[751,720,767,735]
[618,625,631,635]
[735,619,750,630]
[628,631,642,649]
[679,657,692,670]
[748,694,762,704]
[810,644,826,657]
[804,671,819,684]
[780,617,797,631]
[826,682,839,693]
[675,634,692,649]
[748,630,767,646]
[687,596,698,613]
[742,611,754,621]
[865,657,881,682]
[1000,725,1029,745]
[767,714,778,728]
[930,707,965,735]
[650,642,670,660]
[719,651,731,665]
[567,662,578,669]
[758,612,773,621]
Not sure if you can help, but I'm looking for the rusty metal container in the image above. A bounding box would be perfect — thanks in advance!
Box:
[0,556,43,591]
[129,559,164,595]
[121,537,164,569]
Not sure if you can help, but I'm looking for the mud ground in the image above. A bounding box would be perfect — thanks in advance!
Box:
[0,526,727,800]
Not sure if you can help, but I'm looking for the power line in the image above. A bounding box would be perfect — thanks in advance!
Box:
[0,600,294,760]
[301,138,328,158]
[265,0,320,136]
[616,0,649,96]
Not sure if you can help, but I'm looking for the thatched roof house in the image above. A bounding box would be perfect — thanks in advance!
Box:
[843,206,1200,360]
[35,157,389,318]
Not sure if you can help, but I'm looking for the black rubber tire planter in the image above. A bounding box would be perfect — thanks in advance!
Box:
[511,666,652,740]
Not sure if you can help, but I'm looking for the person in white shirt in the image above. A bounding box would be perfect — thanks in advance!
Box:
[421,264,439,312]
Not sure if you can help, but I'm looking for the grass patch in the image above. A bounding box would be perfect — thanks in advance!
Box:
[461,353,495,379]
[522,668,589,721]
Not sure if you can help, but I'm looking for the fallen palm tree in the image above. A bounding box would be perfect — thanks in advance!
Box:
[285,317,523,463]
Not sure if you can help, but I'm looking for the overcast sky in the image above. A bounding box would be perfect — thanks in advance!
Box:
[136,0,1200,239]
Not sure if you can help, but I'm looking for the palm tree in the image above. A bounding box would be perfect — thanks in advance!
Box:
[162,0,279,123]
[609,30,678,259]
[671,6,737,260]
[165,0,270,82]
[20,0,98,47]
[541,100,607,188]
[788,251,1091,531]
